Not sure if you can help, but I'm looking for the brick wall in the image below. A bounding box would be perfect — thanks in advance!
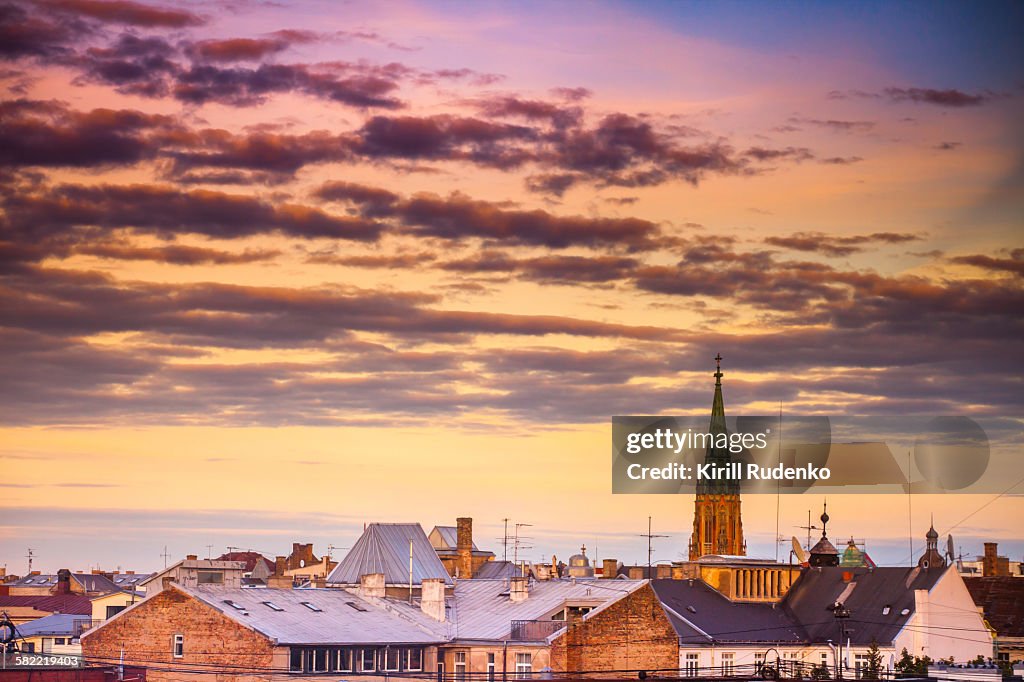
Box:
[81,587,275,682]
[550,583,678,678]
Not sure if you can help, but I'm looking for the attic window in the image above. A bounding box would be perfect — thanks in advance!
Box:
[882,605,891,615]
[686,605,697,614]
[223,600,245,610]
[346,601,368,612]
[301,601,323,612]
[23,579,33,584]
[262,601,284,612]
[900,608,910,616]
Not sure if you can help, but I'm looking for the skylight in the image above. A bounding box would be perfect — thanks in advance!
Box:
[262,601,284,612]
[346,601,367,612]
[223,600,245,610]
[301,601,323,612]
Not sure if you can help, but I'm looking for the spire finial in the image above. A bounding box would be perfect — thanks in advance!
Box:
[714,353,723,385]
[820,500,829,537]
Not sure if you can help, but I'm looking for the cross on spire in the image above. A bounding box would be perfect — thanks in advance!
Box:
[714,353,723,384]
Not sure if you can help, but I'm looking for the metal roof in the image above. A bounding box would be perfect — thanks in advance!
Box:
[375,578,646,642]
[327,523,453,586]
[473,561,518,580]
[429,526,479,551]
[964,576,1024,637]
[184,585,445,645]
[652,579,804,644]
[13,613,79,637]
[780,565,946,645]
[0,593,92,615]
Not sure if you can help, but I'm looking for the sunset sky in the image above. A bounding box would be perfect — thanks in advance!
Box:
[1,0,1022,574]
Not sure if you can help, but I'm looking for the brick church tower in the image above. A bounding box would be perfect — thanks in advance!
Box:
[689,354,746,559]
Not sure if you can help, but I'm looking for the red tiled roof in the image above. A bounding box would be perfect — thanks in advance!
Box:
[0,594,92,615]
[964,576,1024,637]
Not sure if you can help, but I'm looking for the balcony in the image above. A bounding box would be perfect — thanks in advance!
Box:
[510,619,566,641]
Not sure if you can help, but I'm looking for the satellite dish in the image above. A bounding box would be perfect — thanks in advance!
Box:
[947,535,956,562]
[792,537,809,564]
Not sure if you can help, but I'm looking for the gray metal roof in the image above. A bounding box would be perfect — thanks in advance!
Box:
[375,578,646,642]
[652,579,804,644]
[429,526,480,551]
[781,565,946,645]
[473,561,518,580]
[327,523,453,586]
[13,613,79,637]
[185,585,445,645]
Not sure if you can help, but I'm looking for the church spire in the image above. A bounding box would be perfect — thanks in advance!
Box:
[709,353,726,436]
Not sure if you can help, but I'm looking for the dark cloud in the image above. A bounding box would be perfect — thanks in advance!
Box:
[46,0,204,27]
[469,95,583,128]
[819,156,863,165]
[950,249,1024,277]
[0,99,182,168]
[306,251,437,269]
[764,231,920,257]
[743,146,814,162]
[441,252,640,284]
[74,242,281,265]
[2,183,383,257]
[0,2,78,59]
[316,182,664,250]
[354,114,536,165]
[883,87,993,107]
[789,117,875,133]
[935,142,961,151]
[186,37,293,62]
[77,33,179,96]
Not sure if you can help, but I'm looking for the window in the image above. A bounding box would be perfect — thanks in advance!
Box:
[197,571,223,584]
[455,651,467,681]
[222,599,245,610]
[515,653,532,679]
[684,653,699,677]
[300,601,323,612]
[262,601,284,611]
[106,605,126,619]
[384,648,400,672]
[854,654,868,679]
[755,652,765,673]
[312,648,328,673]
[173,634,184,658]
[22,643,35,653]
[54,638,66,645]
[407,648,423,672]
[721,652,735,675]
[487,653,495,682]
[289,649,302,672]
[361,648,376,672]
[335,649,352,672]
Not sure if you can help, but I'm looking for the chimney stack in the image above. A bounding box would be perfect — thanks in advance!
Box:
[421,578,446,621]
[602,559,619,579]
[56,568,72,595]
[186,554,198,561]
[359,573,386,599]
[510,576,529,602]
[656,564,672,579]
[983,543,998,577]
[456,517,474,579]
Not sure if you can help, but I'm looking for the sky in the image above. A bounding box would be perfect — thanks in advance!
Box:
[0,0,1022,575]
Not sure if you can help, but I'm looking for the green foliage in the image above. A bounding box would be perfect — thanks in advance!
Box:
[810,662,832,680]
[863,639,884,679]
[893,647,933,676]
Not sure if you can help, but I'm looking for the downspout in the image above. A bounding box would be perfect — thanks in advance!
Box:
[502,640,508,682]
[827,641,837,680]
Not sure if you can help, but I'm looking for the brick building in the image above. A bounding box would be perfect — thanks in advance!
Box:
[429,517,495,578]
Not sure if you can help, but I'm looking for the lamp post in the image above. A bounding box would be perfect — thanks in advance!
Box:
[829,601,851,679]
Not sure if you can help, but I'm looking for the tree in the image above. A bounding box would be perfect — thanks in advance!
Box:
[864,639,883,680]
[810,662,832,680]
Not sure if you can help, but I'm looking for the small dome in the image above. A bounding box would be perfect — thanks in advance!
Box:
[926,525,939,540]
[568,545,590,567]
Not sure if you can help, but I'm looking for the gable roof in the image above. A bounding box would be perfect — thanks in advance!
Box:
[781,565,946,645]
[185,585,443,645]
[216,551,274,574]
[652,579,804,644]
[429,526,477,551]
[10,573,119,594]
[0,593,92,615]
[327,523,453,586]
[964,576,1024,637]
[13,613,79,637]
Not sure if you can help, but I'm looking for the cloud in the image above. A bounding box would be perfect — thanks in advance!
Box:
[764,231,920,257]
[883,87,993,107]
[935,141,961,151]
[0,2,78,59]
[45,0,204,27]
[743,146,814,163]
[819,155,863,165]
[789,117,875,133]
[316,182,665,250]
[74,242,281,265]
[440,251,640,284]
[950,249,1024,277]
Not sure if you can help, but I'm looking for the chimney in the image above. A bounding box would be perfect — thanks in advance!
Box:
[656,564,672,579]
[275,556,287,576]
[602,559,618,579]
[983,543,998,577]
[186,554,198,561]
[421,578,446,621]
[456,517,474,579]
[510,576,529,603]
[628,566,645,580]
[359,573,386,599]
[56,568,72,595]
[126,570,135,575]
[671,566,686,580]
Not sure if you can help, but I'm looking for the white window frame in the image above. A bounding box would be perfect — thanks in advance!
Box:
[406,648,423,672]
[335,648,352,672]
[684,652,699,677]
[487,653,496,682]
[173,634,184,658]
[515,652,532,679]
[361,648,376,672]
[384,647,401,672]
[721,652,735,675]
[455,651,467,681]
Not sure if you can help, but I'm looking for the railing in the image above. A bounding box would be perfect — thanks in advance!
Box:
[510,619,566,641]
[72,619,103,636]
